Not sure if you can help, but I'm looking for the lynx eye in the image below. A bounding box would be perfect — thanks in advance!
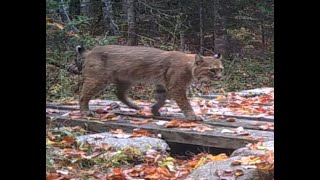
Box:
[210,69,216,73]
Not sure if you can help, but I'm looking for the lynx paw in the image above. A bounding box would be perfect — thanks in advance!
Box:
[186,115,204,121]
[151,108,161,116]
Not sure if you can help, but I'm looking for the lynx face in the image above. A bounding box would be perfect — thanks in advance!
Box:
[193,54,224,83]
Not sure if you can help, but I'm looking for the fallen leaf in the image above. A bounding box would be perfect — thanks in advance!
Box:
[192,125,213,132]
[215,96,226,101]
[226,118,236,122]
[186,160,198,168]
[100,112,117,120]
[113,168,122,175]
[62,101,78,105]
[130,118,153,124]
[200,108,208,114]
[130,129,154,137]
[165,119,199,128]
[179,122,199,128]
[110,129,124,134]
[234,169,244,176]
[46,173,61,180]
[144,166,157,174]
[95,109,106,114]
[62,136,75,146]
[145,173,160,179]
[207,153,228,161]
[157,167,171,177]
[136,109,153,116]
[211,114,222,119]
[70,116,82,119]
[164,120,181,128]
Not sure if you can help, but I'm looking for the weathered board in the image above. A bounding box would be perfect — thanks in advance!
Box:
[46,99,274,150]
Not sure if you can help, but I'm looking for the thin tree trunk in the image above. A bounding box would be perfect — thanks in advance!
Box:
[199,0,204,55]
[179,0,186,52]
[127,0,137,46]
[69,0,80,20]
[81,0,104,35]
[212,0,217,52]
[102,0,119,35]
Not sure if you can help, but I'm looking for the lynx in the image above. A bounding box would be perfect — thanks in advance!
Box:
[75,45,224,121]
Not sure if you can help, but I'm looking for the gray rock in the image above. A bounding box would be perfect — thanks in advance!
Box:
[231,148,266,157]
[231,141,274,157]
[76,132,170,153]
[186,156,272,180]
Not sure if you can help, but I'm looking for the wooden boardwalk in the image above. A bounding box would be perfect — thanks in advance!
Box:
[47,96,274,150]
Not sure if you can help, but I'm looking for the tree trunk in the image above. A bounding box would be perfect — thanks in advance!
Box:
[122,0,128,17]
[199,0,204,55]
[213,0,230,59]
[69,0,80,20]
[127,0,137,46]
[212,0,217,52]
[81,0,104,35]
[102,0,119,35]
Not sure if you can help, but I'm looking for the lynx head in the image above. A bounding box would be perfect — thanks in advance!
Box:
[193,53,224,82]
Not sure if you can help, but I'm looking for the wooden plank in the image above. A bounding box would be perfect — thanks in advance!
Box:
[46,114,273,150]
[46,106,273,132]
[47,99,274,122]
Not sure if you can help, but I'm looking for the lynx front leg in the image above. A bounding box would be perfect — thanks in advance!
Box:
[116,81,141,110]
[151,84,168,116]
[167,86,203,121]
[80,77,107,116]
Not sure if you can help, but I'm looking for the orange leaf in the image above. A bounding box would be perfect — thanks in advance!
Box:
[136,109,153,116]
[207,153,228,161]
[100,112,117,120]
[164,120,182,128]
[211,114,223,119]
[145,173,160,179]
[113,168,122,175]
[144,166,157,174]
[70,115,82,119]
[46,173,61,180]
[179,122,199,128]
[215,96,226,101]
[226,118,236,122]
[186,160,199,168]
[131,129,154,137]
[130,118,153,124]
[95,109,106,114]
[234,169,244,176]
[110,129,124,134]
[62,101,77,105]
[200,108,208,114]
[62,136,75,145]
[157,167,171,177]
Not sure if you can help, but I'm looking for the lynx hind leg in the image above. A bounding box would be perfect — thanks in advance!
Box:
[116,81,141,110]
[80,77,108,116]
[151,84,168,116]
[168,86,203,121]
